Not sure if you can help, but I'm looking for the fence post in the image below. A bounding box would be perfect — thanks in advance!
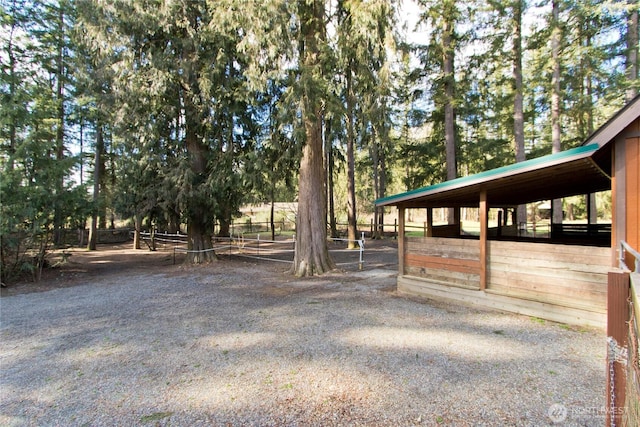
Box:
[359,231,365,270]
[607,269,630,427]
[394,219,397,239]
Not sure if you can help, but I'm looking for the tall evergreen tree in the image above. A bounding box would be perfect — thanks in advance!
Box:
[550,0,564,224]
[626,0,638,101]
[290,0,335,276]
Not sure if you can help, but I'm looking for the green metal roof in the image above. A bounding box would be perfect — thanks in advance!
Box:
[376,143,608,208]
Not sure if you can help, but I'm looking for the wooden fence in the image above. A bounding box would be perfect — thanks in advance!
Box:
[608,241,640,427]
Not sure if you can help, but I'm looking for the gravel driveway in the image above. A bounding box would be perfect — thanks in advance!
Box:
[1,253,606,426]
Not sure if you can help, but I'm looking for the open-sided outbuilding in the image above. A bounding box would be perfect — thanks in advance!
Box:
[376,95,640,328]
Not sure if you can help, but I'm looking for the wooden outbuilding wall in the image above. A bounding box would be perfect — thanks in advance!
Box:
[486,241,609,313]
[404,237,480,289]
[625,123,640,250]
[398,236,609,327]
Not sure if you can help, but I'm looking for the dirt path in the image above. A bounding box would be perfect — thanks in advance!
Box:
[1,239,399,297]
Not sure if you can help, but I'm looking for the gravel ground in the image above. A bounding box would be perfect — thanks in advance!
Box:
[1,251,606,426]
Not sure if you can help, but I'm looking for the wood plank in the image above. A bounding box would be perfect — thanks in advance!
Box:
[397,276,606,328]
[488,240,611,258]
[487,283,606,311]
[406,247,480,257]
[489,251,611,273]
[405,253,480,275]
[488,255,611,277]
[406,236,480,249]
[488,248,611,267]
[403,271,480,290]
[406,241,479,258]
[485,286,606,313]
[487,269,606,294]
[404,266,480,287]
[405,246,479,256]
[487,281,606,308]
[488,267,607,289]
[488,242,610,266]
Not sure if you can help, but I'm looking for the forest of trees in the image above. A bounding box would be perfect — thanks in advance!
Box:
[1,0,638,280]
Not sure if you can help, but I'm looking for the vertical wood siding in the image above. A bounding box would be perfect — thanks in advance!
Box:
[626,130,640,251]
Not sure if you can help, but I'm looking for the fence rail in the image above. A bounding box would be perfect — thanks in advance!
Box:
[139,231,366,270]
[620,241,640,273]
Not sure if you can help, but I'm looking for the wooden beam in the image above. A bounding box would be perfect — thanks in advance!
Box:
[613,135,626,267]
[480,190,488,290]
[398,206,405,276]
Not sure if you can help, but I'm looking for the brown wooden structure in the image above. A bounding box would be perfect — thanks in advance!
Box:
[377,95,640,328]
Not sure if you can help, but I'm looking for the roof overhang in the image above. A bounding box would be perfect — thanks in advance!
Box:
[376,143,611,209]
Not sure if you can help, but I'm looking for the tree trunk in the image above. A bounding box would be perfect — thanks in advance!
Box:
[291,0,334,277]
[292,116,334,276]
[98,142,107,230]
[326,120,338,239]
[370,140,381,239]
[378,139,387,238]
[626,2,638,101]
[346,66,358,248]
[167,206,180,234]
[184,129,216,263]
[218,217,231,238]
[551,0,563,225]
[182,9,216,264]
[88,125,103,251]
[6,2,17,173]
[270,189,276,241]
[53,4,65,247]
[133,213,141,250]
[187,220,215,263]
[513,0,527,228]
[443,13,457,225]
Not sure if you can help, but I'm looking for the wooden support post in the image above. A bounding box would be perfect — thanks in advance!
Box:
[398,207,405,276]
[606,270,630,427]
[479,191,488,290]
[426,208,433,238]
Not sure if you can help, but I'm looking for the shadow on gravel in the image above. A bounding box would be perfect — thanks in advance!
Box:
[0,245,605,426]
